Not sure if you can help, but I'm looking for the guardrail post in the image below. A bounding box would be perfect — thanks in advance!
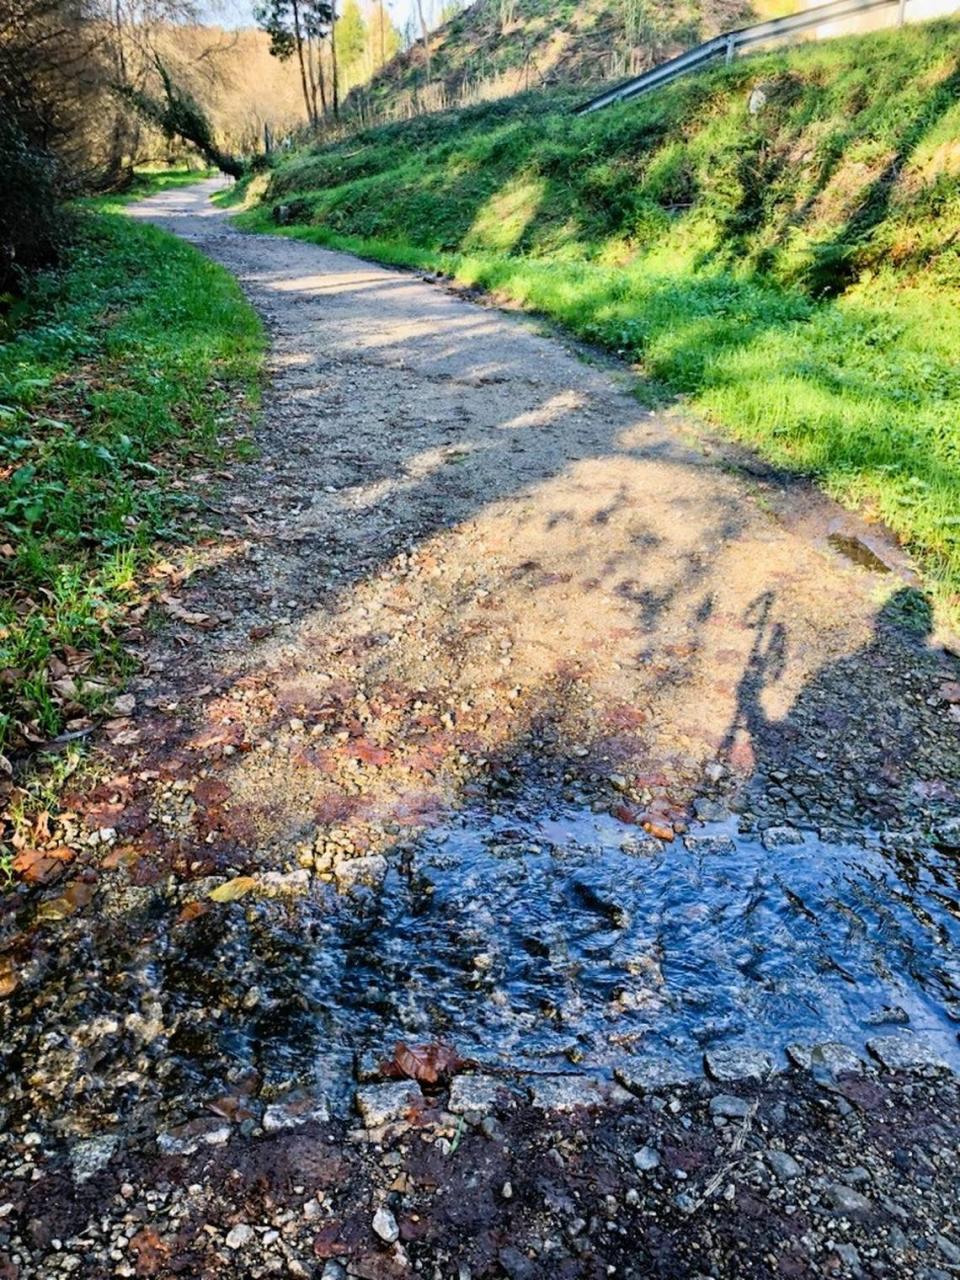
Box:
[725,33,736,63]
[897,0,907,24]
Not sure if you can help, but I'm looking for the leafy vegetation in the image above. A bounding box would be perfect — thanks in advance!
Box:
[239,21,960,626]
[0,202,263,764]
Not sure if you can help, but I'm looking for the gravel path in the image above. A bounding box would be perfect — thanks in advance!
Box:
[1,179,958,1280]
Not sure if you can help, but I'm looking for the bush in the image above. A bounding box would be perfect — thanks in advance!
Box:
[0,117,70,295]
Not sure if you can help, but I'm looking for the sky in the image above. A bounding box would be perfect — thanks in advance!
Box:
[203,0,435,36]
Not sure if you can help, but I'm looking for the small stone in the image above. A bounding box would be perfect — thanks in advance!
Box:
[765,1149,801,1181]
[372,1206,399,1243]
[225,1224,254,1249]
[321,1262,347,1280]
[356,1081,423,1128]
[501,1181,513,1199]
[709,1094,752,1120]
[937,1234,960,1265]
[824,1183,875,1217]
[704,1046,774,1083]
[835,1244,862,1275]
[633,1145,661,1172]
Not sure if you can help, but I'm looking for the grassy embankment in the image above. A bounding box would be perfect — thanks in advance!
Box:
[233,21,960,629]
[0,168,263,776]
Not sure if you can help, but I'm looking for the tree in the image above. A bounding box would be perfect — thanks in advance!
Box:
[255,0,334,126]
[336,0,366,82]
[119,55,244,176]
[367,0,400,72]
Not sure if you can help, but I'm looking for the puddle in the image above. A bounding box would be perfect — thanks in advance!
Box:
[827,532,891,574]
[4,795,960,1142]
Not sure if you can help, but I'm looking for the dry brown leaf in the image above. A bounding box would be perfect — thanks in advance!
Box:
[385,1041,467,1085]
[160,593,211,626]
[208,875,258,903]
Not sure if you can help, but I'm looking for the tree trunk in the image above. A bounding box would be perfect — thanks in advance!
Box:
[330,0,339,117]
[290,0,315,126]
[415,0,431,81]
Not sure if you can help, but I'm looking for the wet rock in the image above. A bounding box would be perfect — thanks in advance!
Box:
[157,1118,232,1156]
[633,1145,661,1172]
[786,1042,864,1075]
[709,1094,752,1120]
[256,869,310,898]
[704,1047,774,1083]
[529,1075,607,1111]
[225,1223,255,1248]
[765,1149,801,1181]
[615,1061,694,1094]
[762,826,805,849]
[825,1183,875,1217]
[70,1133,120,1183]
[863,1005,910,1026]
[334,855,388,891]
[682,833,736,855]
[321,1264,347,1280]
[356,1081,423,1127]
[372,1206,399,1243]
[262,1095,329,1132]
[866,1035,948,1072]
[448,1074,505,1115]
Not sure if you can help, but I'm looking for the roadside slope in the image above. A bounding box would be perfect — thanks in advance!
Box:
[239,20,960,630]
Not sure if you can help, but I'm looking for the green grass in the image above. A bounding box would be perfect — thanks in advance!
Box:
[0,200,264,764]
[237,20,960,630]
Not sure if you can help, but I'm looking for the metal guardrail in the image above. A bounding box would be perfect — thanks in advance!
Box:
[575,0,914,113]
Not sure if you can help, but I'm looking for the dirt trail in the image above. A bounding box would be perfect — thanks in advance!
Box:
[116,180,948,859]
[1,180,959,1280]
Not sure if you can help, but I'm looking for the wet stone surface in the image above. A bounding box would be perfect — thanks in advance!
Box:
[2,786,959,1171]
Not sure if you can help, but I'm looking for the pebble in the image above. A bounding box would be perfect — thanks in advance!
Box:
[372,1206,399,1243]
[765,1149,801,1181]
[633,1145,661,1172]
[825,1183,875,1217]
[709,1094,752,1120]
[225,1224,254,1249]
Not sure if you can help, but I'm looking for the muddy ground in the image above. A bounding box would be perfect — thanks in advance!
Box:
[1,180,959,1279]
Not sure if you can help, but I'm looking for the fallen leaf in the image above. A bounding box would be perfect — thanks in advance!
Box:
[194,778,230,807]
[160,593,211,626]
[176,900,209,924]
[0,957,17,997]
[129,1226,170,1276]
[207,875,258,903]
[12,845,74,883]
[384,1041,467,1085]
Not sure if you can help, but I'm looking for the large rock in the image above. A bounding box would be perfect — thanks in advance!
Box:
[866,1035,948,1072]
[704,1046,774,1083]
[448,1074,507,1115]
[786,1042,864,1076]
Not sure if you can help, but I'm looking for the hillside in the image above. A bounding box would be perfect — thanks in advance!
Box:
[240,20,960,625]
[350,0,755,119]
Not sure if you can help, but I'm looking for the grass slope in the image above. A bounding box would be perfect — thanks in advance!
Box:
[0,190,262,766]
[238,21,960,629]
